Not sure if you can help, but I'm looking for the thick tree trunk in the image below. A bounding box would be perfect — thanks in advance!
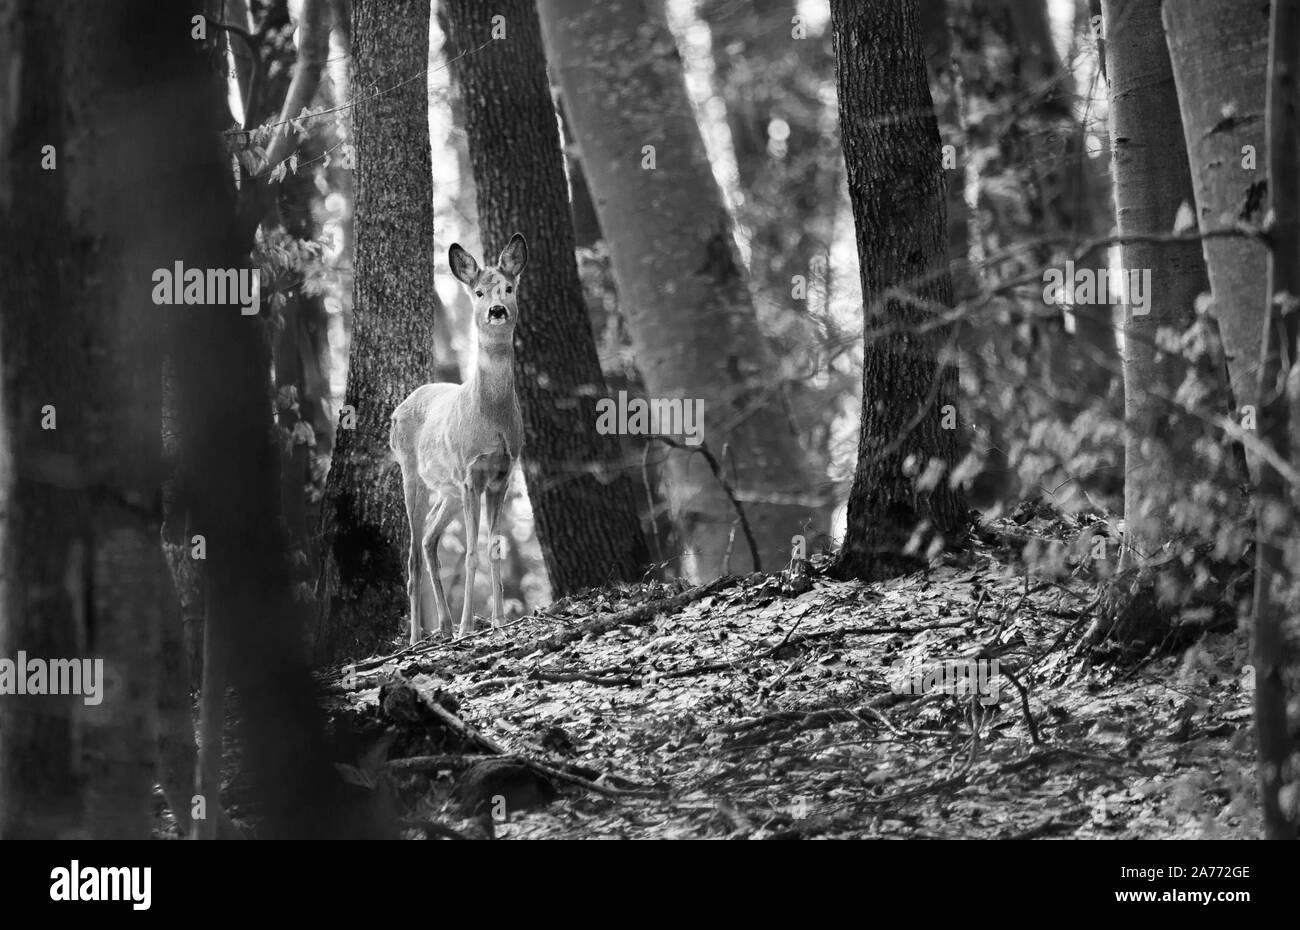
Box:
[166,13,383,839]
[0,0,177,840]
[317,0,437,662]
[1163,0,1270,433]
[538,0,828,578]
[441,0,650,592]
[1101,0,1212,562]
[830,0,967,580]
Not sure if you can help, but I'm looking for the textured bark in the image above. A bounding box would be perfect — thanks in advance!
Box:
[1251,0,1300,841]
[538,0,828,578]
[830,0,967,580]
[318,0,437,662]
[1163,0,1270,427]
[1101,0,1211,561]
[917,0,969,289]
[441,0,649,592]
[0,0,177,839]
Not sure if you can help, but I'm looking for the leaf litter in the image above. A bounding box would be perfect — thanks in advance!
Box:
[320,513,1261,840]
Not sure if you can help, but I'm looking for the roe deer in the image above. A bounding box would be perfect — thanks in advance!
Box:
[390,234,527,642]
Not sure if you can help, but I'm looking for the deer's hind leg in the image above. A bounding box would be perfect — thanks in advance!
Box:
[402,478,429,645]
[421,494,458,638]
[457,476,486,639]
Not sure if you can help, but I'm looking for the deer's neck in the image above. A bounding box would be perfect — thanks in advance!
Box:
[467,343,516,418]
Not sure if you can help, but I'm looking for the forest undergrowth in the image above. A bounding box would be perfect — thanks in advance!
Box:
[160,501,1260,839]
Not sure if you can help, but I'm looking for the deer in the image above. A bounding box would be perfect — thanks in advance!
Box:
[390,234,527,643]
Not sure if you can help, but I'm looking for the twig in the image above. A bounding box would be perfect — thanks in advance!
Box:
[999,666,1042,745]
[653,437,761,572]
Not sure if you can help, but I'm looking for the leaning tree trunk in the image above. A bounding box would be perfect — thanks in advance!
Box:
[1162,0,1270,442]
[1101,0,1212,564]
[440,0,650,591]
[830,0,967,580]
[0,0,178,840]
[318,0,438,662]
[538,0,828,578]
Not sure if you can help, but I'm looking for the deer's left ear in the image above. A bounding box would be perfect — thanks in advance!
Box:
[498,233,528,278]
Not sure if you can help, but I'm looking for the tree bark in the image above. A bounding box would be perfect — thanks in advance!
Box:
[441,0,650,592]
[1163,0,1271,437]
[1250,0,1300,841]
[0,0,177,840]
[830,0,967,580]
[1101,0,1212,562]
[538,0,828,578]
[317,0,437,662]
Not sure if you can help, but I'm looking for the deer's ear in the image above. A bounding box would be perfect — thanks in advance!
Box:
[449,243,480,287]
[498,233,528,278]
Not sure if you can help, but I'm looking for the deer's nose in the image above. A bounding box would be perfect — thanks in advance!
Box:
[487,305,509,324]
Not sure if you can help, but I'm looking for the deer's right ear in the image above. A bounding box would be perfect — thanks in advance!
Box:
[449,243,480,287]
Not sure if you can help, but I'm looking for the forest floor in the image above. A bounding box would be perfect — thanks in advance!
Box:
[169,506,1261,839]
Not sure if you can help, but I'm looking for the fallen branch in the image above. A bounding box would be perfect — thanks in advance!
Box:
[504,575,737,660]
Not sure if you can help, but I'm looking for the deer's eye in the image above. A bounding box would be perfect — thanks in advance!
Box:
[475,291,483,298]
[506,286,513,294]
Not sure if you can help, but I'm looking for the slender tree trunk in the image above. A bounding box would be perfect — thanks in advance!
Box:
[538,0,828,578]
[1251,0,1299,842]
[830,0,967,580]
[317,0,437,662]
[1101,0,1212,563]
[1163,0,1270,437]
[440,0,650,591]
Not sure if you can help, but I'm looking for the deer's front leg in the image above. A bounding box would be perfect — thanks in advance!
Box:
[457,486,481,638]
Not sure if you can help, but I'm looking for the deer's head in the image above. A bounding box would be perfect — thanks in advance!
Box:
[448,234,528,348]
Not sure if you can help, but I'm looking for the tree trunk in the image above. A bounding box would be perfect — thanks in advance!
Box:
[0,0,179,840]
[441,0,650,592]
[1250,0,1300,842]
[1162,0,1270,435]
[317,0,437,662]
[1101,0,1212,562]
[830,0,967,580]
[165,12,384,839]
[538,0,828,578]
